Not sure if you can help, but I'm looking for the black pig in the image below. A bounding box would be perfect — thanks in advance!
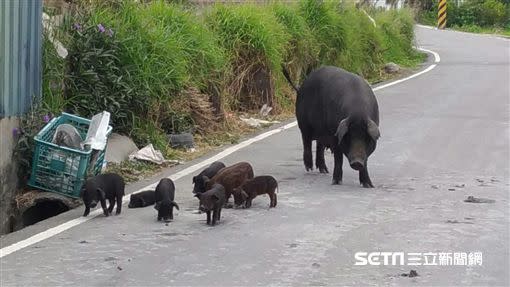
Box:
[81,173,125,217]
[192,161,226,194]
[284,66,380,187]
[154,178,180,222]
[128,190,156,208]
[195,184,225,226]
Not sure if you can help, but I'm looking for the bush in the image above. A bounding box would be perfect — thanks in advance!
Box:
[272,3,319,83]
[299,0,347,65]
[64,22,137,134]
[65,1,228,149]
[375,8,423,67]
[336,5,385,79]
[480,0,508,26]
[206,4,289,110]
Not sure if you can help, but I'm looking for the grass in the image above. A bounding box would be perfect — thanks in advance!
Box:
[206,4,289,111]
[299,0,347,65]
[375,8,425,67]
[452,24,510,37]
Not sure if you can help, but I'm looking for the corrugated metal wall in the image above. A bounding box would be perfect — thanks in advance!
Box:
[0,1,42,118]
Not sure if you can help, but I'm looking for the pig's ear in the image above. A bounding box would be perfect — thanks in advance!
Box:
[366,119,380,141]
[335,117,350,143]
[140,198,146,207]
[154,202,161,210]
[202,176,210,185]
[97,188,106,199]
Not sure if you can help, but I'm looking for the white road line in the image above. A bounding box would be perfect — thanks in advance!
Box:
[416,24,435,30]
[0,47,441,259]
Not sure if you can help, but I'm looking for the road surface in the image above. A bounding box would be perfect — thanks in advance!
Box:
[1,27,509,286]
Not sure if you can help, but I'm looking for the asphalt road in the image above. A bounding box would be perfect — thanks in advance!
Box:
[1,27,509,286]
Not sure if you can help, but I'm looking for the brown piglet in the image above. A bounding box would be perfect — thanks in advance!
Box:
[233,175,278,208]
[204,162,254,207]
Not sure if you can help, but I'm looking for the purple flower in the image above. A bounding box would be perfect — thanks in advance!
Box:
[12,128,19,137]
[106,28,114,37]
[73,23,82,31]
[97,24,106,33]
[43,114,51,123]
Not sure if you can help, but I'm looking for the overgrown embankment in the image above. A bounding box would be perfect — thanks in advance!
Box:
[18,0,424,183]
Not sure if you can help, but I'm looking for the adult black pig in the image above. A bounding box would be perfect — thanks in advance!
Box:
[284,66,380,187]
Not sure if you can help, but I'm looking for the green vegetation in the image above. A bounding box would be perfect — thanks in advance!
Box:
[418,0,510,35]
[376,8,426,68]
[16,0,424,185]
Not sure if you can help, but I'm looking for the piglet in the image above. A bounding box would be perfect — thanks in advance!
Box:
[195,184,225,226]
[128,190,156,208]
[155,178,180,222]
[192,161,226,194]
[204,162,254,207]
[233,175,278,208]
[81,173,125,217]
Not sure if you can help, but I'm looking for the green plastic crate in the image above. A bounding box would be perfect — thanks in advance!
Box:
[28,113,112,198]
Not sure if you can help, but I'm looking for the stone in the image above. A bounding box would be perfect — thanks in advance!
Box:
[384,62,400,74]
[168,133,194,149]
[105,133,139,164]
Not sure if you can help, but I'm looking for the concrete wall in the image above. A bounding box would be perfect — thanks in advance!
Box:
[0,117,20,234]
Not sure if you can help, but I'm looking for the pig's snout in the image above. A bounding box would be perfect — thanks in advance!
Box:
[89,201,98,208]
[349,160,364,171]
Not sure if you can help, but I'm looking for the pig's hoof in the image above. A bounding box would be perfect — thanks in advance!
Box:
[318,166,329,173]
[362,182,374,188]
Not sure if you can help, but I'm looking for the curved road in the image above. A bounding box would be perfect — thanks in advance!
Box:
[1,27,509,286]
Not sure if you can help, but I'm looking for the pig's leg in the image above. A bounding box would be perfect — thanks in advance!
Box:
[316,141,329,173]
[170,207,174,221]
[211,210,217,226]
[83,206,90,217]
[245,198,252,208]
[332,149,343,185]
[100,199,109,217]
[107,198,115,214]
[359,165,374,188]
[272,193,277,207]
[217,208,222,221]
[206,211,211,225]
[115,194,123,215]
[224,192,233,209]
[301,133,313,171]
[268,193,275,207]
